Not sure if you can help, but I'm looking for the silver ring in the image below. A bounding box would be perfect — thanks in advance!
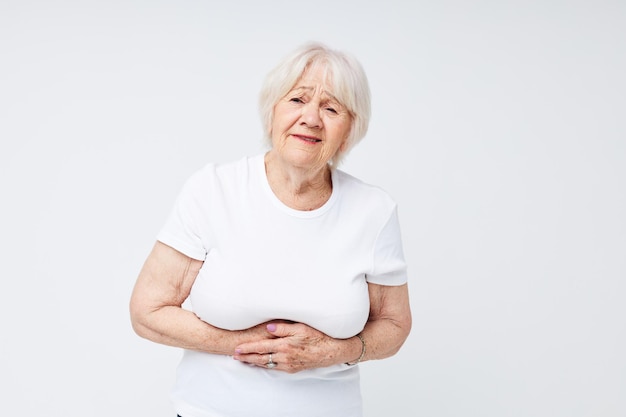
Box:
[266,353,276,369]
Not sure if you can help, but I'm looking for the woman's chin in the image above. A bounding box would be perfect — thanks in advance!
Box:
[277,148,328,171]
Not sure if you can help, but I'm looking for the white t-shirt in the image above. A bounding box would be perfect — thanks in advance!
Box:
[157,154,407,417]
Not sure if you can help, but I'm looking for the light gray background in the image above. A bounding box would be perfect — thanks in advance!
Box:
[1,1,624,416]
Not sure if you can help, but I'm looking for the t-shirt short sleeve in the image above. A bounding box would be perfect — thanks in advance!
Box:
[156,171,208,261]
[366,207,408,286]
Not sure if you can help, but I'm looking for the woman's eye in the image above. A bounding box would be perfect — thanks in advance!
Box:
[290,97,303,103]
[326,107,337,114]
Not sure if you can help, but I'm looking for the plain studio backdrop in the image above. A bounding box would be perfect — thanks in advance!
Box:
[1,1,624,416]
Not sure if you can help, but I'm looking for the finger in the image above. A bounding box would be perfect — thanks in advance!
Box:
[265,352,278,369]
[234,339,279,355]
[265,322,299,337]
[233,352,279,370]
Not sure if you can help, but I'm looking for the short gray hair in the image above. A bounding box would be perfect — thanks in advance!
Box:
[259,42,371,167]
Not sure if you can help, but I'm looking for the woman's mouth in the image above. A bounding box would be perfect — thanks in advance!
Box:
[293,134,322,143]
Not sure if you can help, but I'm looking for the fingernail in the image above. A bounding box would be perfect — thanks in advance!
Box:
[235,348,242,354]
[266,323,277,332]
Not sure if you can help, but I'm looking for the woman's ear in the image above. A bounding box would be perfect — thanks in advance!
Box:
[339,130,352,152]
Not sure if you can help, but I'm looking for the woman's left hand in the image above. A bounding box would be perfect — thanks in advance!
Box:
[232,321,352,373]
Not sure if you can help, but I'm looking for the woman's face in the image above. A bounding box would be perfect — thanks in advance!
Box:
[270,65,352,171]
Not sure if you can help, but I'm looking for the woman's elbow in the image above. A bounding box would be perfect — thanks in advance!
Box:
[394,314,412,353]
[385,309,412,357]
[129,294,151,339]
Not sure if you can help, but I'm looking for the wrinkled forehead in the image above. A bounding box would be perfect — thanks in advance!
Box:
[288,85,342,106]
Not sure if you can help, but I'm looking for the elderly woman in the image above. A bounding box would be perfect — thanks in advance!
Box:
[130,42,412,417]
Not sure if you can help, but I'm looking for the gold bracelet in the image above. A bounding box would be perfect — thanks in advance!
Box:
[346,334,366,365]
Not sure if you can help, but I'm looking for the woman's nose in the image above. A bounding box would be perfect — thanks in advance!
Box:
[300,102,322,128]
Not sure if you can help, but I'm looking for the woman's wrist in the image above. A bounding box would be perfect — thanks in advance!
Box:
[345,334,366,365]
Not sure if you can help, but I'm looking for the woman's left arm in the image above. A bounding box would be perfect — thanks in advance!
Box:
[233,282,411,373]
[355,282,412,361]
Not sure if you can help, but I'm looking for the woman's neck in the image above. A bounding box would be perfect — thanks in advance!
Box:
[264,151,333,211]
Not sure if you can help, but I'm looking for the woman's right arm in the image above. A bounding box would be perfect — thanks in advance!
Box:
[129,241,269,355]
